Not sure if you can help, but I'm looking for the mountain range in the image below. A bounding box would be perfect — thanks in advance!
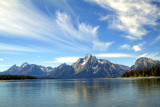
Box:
[1,54,160,78]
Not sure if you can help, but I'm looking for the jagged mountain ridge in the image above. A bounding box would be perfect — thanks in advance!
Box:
[3,64,20,74]
[49,63,75,78]
[49,54,130,78]
[1,62,53,77]
[1,54,160,78]
[131,57,160,70]
[71,54,130,78]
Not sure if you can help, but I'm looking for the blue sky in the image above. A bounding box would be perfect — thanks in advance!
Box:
[0,0,160,71]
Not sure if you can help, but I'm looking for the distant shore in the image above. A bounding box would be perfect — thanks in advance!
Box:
[117,76,160,79]
[0,79,37,81]
[0,75,37,81]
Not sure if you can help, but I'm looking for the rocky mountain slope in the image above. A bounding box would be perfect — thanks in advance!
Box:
[71,54,130,78]
[1,54,160,78]
[131,57,160,70]
[1,62,53,77]
[48,54,130,78]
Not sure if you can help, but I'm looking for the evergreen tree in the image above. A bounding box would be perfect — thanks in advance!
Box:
[121,64,160,77]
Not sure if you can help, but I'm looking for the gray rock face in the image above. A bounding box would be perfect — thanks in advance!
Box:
[72,54,130,78]
[1,64,20,75]
[49,63,74,78]
[50,54,130,78]
[2,55,160,78]
[131,57,160,70]
[1,63,53,77]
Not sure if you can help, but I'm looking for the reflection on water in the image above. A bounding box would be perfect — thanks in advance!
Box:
[130,79,160,107]
[0,79,160,107]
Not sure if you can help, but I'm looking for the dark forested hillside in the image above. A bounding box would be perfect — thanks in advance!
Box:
[121,64,160,77]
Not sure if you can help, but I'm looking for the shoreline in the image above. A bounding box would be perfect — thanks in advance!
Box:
[117,76,160,79]
[1,77,160,81]
[0,79,38,81]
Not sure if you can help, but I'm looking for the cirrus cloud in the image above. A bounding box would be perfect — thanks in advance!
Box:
[86,0,160,40]
[0,0,113,54]
[139,53,160,60]
[120,44,131,50]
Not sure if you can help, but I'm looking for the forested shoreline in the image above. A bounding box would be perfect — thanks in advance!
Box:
[0,75,37,80]
[121,65,160,77]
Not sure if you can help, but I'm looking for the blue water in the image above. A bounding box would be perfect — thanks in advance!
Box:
[0,78,160,107]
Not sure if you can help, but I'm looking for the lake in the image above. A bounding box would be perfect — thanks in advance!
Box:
[0,78,160,107]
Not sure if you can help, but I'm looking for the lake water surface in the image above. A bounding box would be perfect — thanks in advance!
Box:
[0,78,160,107]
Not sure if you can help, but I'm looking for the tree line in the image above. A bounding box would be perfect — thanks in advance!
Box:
[0,75,37,80]
[121,64,160,77]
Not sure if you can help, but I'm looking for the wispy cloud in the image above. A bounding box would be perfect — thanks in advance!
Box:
[55,11,113,51]
[139,53,160,60]
[0,0,113,52]
[0,0,56,42]
[0,43,37,52]
[0,42,58,54]
[150,35,160,45]
[93,41,114,51]
[120,44,131,50]
[95,53,136,58]
[46,57,80,63]
[55,11,97,44]
[99,14,113,21]
[86,0,160,40]
[122,35,140,41]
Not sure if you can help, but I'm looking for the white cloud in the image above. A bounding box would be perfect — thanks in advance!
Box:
[132,45,141,52]
[120,44,131,50]
[0,58,4,61]
[56,11,98,42]
[132,43,144,52]
[95,53,136,58]
[0,0,69,53]
[78,23,99,36]
[56,11,113,51]
[0,1,113,53]
[0,0,56,42]
[86,0,160,40]
[46,57,80,63]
